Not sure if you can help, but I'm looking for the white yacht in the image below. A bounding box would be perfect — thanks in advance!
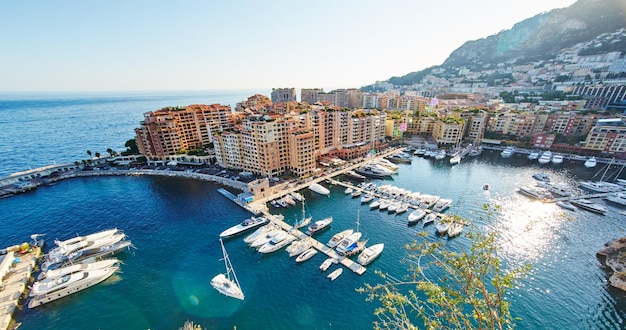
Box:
[309,183,330,196]
[584,157,597,168]
[344,187,353,195]
[219,217,268,238]
[532,172,551,182]
[295,248,317,263]
[211,239,244,300]
[286,238,313,257]
[327,268,343,281]
[579,180,624,194]
[49,228,119,257]
[605,192,626,207]
[351,190,362,198]
[527,149,541,160]
[249,229,283,248]
[536,182,573,197]
[344,170,367,181]
[306,217,333,235]
[355,163,395,178]
[289,191,304,202]
[551,154,564,165]
[449,154,461,165]
[500,146,515,158]
[538,151,553,164]
[357,243,384,266]
[42,240,132,272]
[326,229,354,248]
[335,232,362,255]
[43,232,127,269]
[517,185,551,200]
[258,233,295,254]
[570,199,608,215]
[374,158,400,171]
[369,199,381,209]
[243,224,276,244]
[28,266,119,308]
[36,258,119,282]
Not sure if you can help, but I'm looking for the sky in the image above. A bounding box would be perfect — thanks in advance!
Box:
[0,0,578,92]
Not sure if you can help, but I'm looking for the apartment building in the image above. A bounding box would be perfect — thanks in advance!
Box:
[135,104,233,158]
[583,118,626,158]
[301,88,324,104]
[432,118,464,146]
[271,88,297,103]
[455,110,488,143]
[288,129,316,178]
[235,94,272,112]
[212,107,387,178]
[572,84,626,110]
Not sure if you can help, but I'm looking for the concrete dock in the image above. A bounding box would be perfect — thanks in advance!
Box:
[0,241,42,330]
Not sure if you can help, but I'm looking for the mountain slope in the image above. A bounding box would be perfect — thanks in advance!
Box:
[385,0,625,86]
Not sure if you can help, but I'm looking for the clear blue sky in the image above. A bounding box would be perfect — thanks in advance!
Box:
[0,0,577,92]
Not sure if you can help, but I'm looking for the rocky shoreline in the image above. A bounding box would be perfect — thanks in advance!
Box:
[597,237,626,291]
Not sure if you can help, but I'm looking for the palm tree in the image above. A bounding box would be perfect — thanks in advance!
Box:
[95,152,101,158]
[106,148,114,157]
[86,150,92,158]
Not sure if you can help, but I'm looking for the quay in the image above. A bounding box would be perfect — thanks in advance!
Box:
[0,239,43,330]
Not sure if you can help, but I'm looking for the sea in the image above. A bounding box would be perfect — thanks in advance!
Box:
[1,91,626,329]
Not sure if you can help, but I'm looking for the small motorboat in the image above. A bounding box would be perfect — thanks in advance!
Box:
[319,258,335,272]
[327,268,343,281]
[482,183,490,191]
[295,248,317,263]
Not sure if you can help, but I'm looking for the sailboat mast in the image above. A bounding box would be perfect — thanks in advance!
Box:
[219,238,231,276]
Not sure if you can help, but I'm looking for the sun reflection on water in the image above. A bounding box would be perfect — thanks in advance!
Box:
[487,193,576,266]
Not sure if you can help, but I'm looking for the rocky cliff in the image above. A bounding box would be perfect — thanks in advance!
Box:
[597,237,626,291]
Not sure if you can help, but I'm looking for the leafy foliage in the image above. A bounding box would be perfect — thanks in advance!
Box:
[359,206,530,330]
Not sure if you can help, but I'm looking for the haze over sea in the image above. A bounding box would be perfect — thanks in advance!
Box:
[1,91,626,329]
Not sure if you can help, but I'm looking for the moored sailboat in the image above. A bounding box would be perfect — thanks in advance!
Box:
[211,238,244,300]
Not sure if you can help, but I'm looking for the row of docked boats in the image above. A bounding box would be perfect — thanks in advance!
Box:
[30,228,132,308]
[525,149,597,168]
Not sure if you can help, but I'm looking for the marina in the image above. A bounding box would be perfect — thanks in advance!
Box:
[2,148,626,329]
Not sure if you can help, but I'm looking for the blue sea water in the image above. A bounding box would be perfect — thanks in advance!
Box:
[1,92,626,329]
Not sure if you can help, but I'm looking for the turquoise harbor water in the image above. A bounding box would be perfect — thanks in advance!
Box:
[1,92,626,329]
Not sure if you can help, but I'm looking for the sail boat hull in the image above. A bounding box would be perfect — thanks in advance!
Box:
[211,273,244,300]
